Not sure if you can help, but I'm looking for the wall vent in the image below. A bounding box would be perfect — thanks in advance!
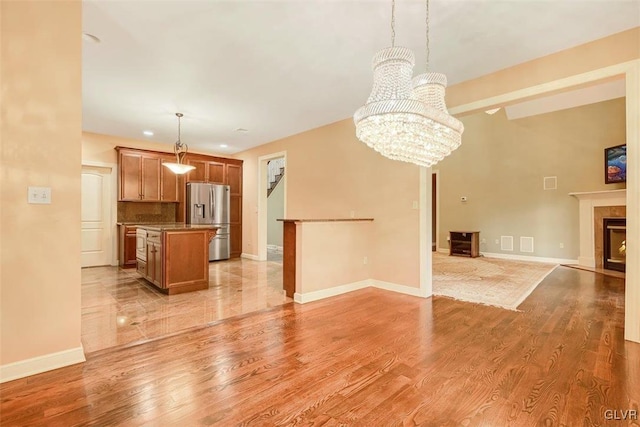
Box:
[500,236,514,251]
[520,236,534,253]
[543,176,557,190]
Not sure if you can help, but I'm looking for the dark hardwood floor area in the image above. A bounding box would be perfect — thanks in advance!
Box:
[1,267,638,426]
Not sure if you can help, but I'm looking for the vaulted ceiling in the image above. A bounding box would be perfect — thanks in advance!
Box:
[82,0,640,154]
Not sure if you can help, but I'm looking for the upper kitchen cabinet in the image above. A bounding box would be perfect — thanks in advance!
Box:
[119,150,143,201]
[117,147,176,202]
[185,159,225,184]
[207,161,225,184]
[160,157,179,202]
[226,164,242,195]
[186,159,207,182]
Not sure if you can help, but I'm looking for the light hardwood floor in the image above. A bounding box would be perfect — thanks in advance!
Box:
[2,267,638,425]
[81,257,291,353]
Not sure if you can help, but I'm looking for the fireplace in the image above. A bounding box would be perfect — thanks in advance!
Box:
[603,218,626,272]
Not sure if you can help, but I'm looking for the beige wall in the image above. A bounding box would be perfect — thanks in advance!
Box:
[447,28,640,111]
[267,177,284,247]
[298,222,372,293]
[237,119,422,289]
[82,131,227,165]
[437,98,626,259]
[0,1,82,365]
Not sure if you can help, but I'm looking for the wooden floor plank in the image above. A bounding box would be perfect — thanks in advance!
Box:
[2,267,639,426]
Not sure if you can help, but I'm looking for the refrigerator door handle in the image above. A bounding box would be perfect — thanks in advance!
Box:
[210,187,215,222]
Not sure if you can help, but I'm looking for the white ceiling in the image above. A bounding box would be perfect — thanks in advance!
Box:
[82,0,640,154]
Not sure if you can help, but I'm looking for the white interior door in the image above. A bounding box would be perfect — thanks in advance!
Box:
[81,165,112,267]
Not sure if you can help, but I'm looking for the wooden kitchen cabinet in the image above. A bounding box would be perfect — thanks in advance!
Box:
[226,164,242,195]
[119,151,143,201]
[146,231,163,287]
[141,156,161,200]
[160,157,179,202]
[117,148,169,202]
[186,159,225,184]
[207,161,225,183]
[118,225,138,268]
[186,159,207,182]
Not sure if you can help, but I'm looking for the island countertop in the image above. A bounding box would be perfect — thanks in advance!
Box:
[135,223,221,232]
[276,218,374,223]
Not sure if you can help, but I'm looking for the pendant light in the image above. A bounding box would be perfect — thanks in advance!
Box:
[163,113,196,175]
[354,0,463,167]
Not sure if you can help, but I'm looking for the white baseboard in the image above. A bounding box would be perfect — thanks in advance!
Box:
[293,279,429,304]
[437,248,449,254]
[241,253,260,261]
[294,280,371,304]
[481,251,577,265]
[577,256,596,268]
[371,279,429,297]
[0,346,85,384]
[266,245,283,253]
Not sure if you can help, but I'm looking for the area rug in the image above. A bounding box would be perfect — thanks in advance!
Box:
[432,253,558,311]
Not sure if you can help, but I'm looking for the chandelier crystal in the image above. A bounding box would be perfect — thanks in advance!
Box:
[163,112,196,175]
[353,0,463,167]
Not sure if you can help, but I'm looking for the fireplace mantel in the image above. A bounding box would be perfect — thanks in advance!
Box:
[569,189,626,200]
[570,189,627,267]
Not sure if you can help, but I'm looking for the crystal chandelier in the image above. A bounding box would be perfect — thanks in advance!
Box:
[163,113,196,174]
[354,0,463,167]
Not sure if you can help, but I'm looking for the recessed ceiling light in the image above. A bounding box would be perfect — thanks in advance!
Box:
[220,144,228,148]
[235,128,249,133]
[143,130,154,136]
[82,33,101,44]
[485,108,501,115]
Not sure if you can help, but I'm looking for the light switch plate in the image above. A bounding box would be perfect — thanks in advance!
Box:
[28,186,52,204]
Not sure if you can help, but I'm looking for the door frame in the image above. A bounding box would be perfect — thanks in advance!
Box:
[82,161,118,266]
[257,151,287,261]
[432,169,440,252]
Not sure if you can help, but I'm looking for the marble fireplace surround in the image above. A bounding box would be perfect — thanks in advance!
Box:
[569,189,626,268]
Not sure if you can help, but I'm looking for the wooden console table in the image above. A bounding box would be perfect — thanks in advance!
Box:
[449,231,480,258]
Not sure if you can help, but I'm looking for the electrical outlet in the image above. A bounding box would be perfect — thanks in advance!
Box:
[350,210,355,218]
[363,256,368,265]
[412,201,418,209]
[481,238,486,244]
[559,243,564,249]
[495,239,499,245]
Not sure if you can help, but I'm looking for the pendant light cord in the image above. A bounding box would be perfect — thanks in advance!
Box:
[391,0,396,47]
[425,0,430,71]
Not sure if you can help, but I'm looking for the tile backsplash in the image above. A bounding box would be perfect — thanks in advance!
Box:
[118,202,178,223]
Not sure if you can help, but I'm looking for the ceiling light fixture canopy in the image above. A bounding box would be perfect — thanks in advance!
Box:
[163,113,196,175]
[354,0,463,167]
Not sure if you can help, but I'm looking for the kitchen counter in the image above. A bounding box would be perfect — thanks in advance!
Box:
[135,223,221,232]
[276,218,374,223]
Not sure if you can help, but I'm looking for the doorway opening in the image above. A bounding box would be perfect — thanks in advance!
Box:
[266,157,285,262]
[257,151,287,261]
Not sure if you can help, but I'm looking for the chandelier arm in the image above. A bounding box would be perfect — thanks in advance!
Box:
[391,0,396,47]
[425,0,430,72]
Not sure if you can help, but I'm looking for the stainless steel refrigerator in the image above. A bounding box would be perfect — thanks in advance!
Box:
[186,182,230,261]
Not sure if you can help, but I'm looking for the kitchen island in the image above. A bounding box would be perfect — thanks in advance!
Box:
[135,224,219,295]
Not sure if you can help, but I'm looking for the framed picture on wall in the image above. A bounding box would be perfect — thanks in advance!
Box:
[605,144,626,184]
